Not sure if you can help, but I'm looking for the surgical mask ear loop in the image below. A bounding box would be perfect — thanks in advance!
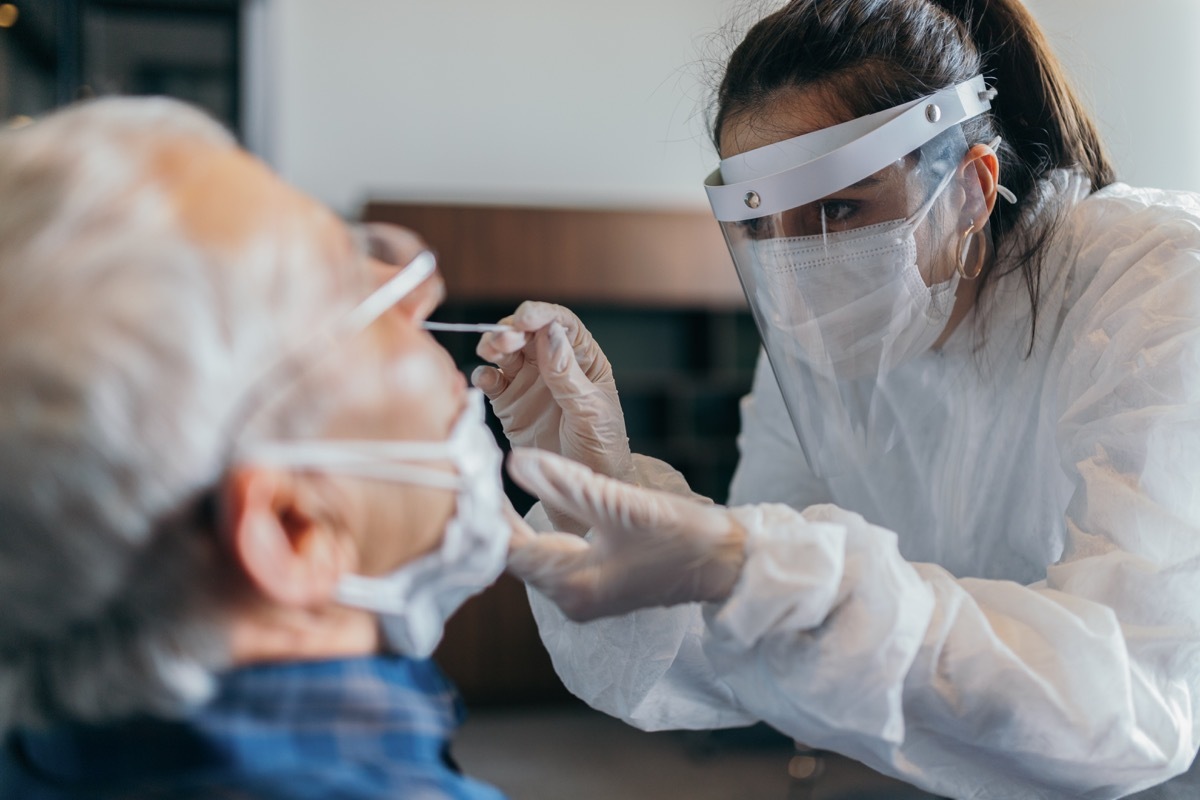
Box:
[986,136,1019,205]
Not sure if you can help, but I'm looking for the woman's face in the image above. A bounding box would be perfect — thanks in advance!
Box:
[719,87,973,286]
[721,91,912,235]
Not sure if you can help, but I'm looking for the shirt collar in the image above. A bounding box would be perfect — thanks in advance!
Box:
[12,655,462,787]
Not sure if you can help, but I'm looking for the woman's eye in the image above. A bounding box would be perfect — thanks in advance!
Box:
[739,216,770,238]
[819,200,858,223]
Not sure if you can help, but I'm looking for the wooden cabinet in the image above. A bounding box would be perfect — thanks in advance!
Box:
[361,202,746,309]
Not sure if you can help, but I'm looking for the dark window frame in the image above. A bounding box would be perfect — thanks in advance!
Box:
[4,0,243,134]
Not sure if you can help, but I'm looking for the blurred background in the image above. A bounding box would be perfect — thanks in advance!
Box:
[4,1,1195,797]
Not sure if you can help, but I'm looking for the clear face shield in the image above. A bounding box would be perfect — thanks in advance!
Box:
[705,76,995,477]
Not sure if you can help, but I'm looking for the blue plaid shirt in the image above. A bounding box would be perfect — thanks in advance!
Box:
[0,655,507,800]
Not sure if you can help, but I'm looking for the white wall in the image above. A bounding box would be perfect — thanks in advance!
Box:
[1022,0,1200,193]
[248,0,735,215]
[246,1,1200,215]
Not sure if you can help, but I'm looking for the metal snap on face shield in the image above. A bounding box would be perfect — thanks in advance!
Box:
[704,76,996,477]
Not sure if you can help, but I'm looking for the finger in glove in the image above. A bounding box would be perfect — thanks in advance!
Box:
[507,447,679,534]
[470,364,510,398]
[475,325,529,368]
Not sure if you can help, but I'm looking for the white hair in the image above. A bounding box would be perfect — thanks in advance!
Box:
[0,98,354,730]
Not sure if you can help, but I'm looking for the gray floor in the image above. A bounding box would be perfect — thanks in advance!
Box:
[455,704,795,800]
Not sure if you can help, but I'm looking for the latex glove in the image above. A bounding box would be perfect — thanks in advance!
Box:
[473,302,634,534]
[504,447,747,622]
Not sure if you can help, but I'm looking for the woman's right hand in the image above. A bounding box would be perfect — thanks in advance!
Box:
[473,301,634,534]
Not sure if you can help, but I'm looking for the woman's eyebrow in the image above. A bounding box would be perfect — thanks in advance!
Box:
[846,174,885,189]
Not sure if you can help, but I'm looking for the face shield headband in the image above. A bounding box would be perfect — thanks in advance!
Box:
[704,75,994,221]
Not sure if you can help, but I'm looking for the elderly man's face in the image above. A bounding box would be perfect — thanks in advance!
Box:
[172,144,466,584]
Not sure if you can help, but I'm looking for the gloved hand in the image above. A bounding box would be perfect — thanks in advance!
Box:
[504,447,747,622]
[473,302,634,534]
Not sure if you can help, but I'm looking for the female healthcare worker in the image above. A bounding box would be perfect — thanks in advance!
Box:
[477,1,1200,797]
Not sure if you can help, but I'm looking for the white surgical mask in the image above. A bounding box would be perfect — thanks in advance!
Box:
[337,389,508,657]
[752,174,959,381]
[244,389,510,658]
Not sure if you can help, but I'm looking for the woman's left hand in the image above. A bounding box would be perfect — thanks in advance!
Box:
[504,448,747,621]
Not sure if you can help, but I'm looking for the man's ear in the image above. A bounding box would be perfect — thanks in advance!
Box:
[961,143,1001,227]
[221,466,358,608]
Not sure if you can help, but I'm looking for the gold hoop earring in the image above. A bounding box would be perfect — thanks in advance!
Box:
[957,224,985,280]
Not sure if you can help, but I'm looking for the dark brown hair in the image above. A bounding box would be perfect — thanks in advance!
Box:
[714,0,1116,350]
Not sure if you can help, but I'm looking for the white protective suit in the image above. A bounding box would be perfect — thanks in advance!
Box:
[525,171,1200,799]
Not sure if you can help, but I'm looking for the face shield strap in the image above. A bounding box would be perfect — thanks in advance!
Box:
[705,75,993,223]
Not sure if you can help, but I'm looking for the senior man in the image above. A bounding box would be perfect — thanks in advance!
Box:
[0,98,509,799]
